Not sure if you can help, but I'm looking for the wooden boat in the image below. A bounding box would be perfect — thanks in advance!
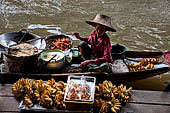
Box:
[0,51,169,84]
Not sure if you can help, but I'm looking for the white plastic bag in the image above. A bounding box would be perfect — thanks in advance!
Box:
[111,59,129,73]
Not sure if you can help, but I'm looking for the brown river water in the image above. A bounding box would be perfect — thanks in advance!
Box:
[0,0,170,91]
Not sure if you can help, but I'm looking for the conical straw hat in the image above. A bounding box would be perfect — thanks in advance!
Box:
[86,14,116,32]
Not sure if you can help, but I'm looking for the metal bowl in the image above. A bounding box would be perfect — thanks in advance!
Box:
[45,34,73,51]
[40,49,65,71]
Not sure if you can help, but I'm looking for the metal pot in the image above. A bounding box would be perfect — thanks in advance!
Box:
[0,29,46,56]
[0,29,46,72]
[112,44,126,60]
[40,49,65,71]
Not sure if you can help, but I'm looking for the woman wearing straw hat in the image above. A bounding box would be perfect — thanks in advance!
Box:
[72,14,116,69]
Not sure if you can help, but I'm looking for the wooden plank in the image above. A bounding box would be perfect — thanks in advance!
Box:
[1,84,170,105]
[0,84,13,96]
[1,84,170,113]
[0,97,91,113]
[1,96,170,113]
[130,90,170,105]
[0,97,20,112]
[120,103,170,113]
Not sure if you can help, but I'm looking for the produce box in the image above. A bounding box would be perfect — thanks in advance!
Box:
[64,75,96,111]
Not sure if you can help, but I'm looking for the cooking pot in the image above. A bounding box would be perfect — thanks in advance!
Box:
[40,49,65,71]
[111,44,126,60]
[0,29,46,73]
[45,34,73,63]
[0,29,46,56]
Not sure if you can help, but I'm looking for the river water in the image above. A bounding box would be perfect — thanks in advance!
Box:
[0,0,170,91]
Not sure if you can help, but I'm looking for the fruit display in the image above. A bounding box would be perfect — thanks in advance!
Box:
[12,78,66,109]
[126,58,159,72]
[12,78,133,113]
[94,80,132,113]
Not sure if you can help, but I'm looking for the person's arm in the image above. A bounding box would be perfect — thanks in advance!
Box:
[80,48,110,68]
[72,32,89,42]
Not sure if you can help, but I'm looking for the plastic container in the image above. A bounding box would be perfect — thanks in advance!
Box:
[64,75,96,111]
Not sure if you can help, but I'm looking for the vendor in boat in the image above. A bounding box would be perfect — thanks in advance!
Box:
[72,14,116,69]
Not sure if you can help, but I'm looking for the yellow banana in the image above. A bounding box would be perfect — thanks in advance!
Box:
[114,106,120,111]
[111,107,117,113]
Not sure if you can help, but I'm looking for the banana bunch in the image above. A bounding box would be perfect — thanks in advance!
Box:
[117,84,132,103]
[95,80,118,99]
[112,85,119,97]
[94,81,133,113]
[12,78,44,107]
[55,81,65,92]
[127,58,159,72]
[45,78,56,88]
[110,98,121,113]
[32,80,44,102]
[40,89,54,108]
[12,78,66,109]
[95,83,103,97]
[94,80,122,113]
[140,58,159,65]
[12,78,28,98]
[40,78,66,109]
[94,98,121,113]
[102,80,113,94]
[23,94,33,107]
[49,79,66,109]
[99,100,108,113]
[54,90,66,109]
[24,79,44,103]
[24,80,34,95]
[94,98,103,108]
[94,99,109,113]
